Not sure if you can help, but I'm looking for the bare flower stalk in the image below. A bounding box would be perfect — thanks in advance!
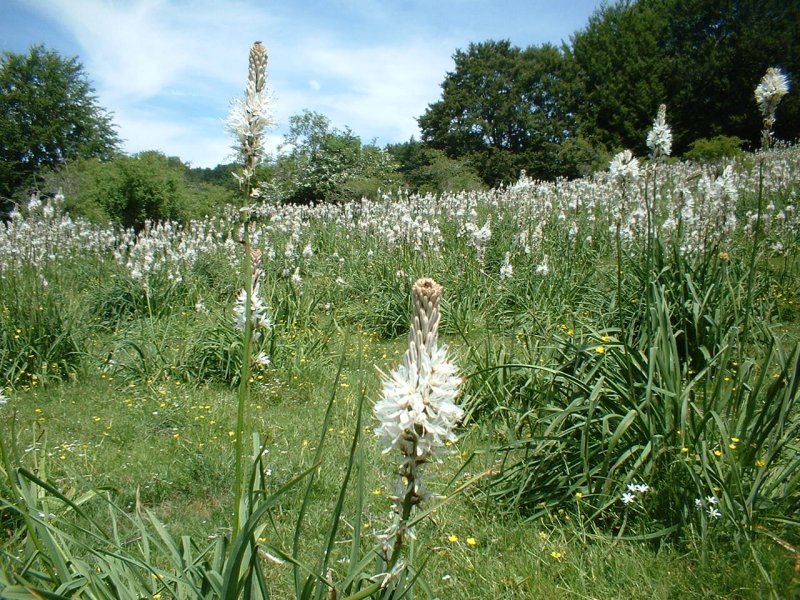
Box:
[374,278,463,565]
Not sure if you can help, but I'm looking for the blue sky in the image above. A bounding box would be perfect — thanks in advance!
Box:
[1,0,604,168]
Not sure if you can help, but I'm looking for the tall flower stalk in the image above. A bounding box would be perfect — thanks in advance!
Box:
[745,68,790,343]
[227,41,275,538]
[643,104,673,340]
[755,67,789,149]
[374,278,463,577]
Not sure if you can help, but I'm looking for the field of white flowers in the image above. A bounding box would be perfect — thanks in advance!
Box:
[1,142,799,598]
[1,51,798,598]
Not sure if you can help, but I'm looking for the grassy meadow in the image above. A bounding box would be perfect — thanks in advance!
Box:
[1,145,800,598]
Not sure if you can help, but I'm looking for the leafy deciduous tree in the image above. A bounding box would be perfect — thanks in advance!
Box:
[0,45,119,209]
[265,110,400,203]
[569,1,668,155]
[570,0,799,154]
[418,40,575,186]
[386,139,485,194]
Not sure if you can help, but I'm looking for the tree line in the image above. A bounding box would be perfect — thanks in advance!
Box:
[418,0,798,185]
[1,0,797,225]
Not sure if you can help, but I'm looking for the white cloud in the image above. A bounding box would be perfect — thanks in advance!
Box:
[113,108,229,166]
[270,34,455,144]
[17,0,602,166]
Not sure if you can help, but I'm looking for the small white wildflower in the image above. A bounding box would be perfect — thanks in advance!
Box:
[227,42,275,180]
[233,283,272,331]
[755,67,790,118]
[707,506,722,519]
[0,391,7,406]
[254,352,271,366]
[755,67,790,147]
[374,278,463,545]
[627,482,650,494]
[473,221,492,245]
[302,243,314,259]
[499,252,513,280]
[291,267,302,286]
[374,279,463,461]
[535,256,549,277]
[621,492,636,505]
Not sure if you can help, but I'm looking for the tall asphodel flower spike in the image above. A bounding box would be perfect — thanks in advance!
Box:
[755,67,790,149]
[374,278,463,551]
[646,104,672,159]
[227,41,275,194]
[228,42,275,539]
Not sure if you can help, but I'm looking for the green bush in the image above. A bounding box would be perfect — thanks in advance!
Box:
[41,153,235,227]
[684,135,746,162]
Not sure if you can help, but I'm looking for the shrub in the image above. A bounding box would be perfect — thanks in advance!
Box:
[684,135,746,161]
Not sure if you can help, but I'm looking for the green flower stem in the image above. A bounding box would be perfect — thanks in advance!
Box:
[233,218,254,540]
[741,159,764,350]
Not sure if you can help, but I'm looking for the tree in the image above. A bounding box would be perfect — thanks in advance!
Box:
[418,40,575,186]
[386,139,485,194]
[569,0,799,155]
[569,1,668,155]
[0,45,119,210]
[265,110,400,203]
[42,152,237,226]
[658,0,799,151]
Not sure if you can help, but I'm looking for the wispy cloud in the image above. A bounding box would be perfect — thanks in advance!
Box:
[13,0,602,166]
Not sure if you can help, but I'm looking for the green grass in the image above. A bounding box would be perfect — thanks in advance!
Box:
[2,149,800,598]
[2,325,798,598]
